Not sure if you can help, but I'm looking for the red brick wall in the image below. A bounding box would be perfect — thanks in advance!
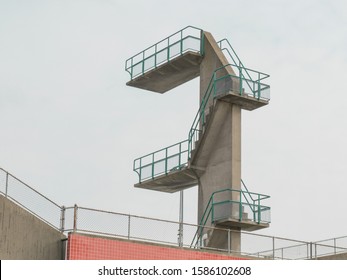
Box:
[67,233,248,260]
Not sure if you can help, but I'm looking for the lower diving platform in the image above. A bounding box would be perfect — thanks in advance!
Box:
[134,166,198,193]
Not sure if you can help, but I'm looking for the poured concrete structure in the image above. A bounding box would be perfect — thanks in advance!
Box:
[0,195,65,259]
[127,27,270,252]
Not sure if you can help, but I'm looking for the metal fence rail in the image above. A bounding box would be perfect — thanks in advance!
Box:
[133,139,189,183]
[125,26,203,80]
[1,167,347,259]
[0,167,63,231]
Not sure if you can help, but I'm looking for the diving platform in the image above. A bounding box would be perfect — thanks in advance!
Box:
[126,51,202,93]
[134,166,198,193]
[215,218,270,232]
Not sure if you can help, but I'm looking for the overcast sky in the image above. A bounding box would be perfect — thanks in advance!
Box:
[1,0,347,242]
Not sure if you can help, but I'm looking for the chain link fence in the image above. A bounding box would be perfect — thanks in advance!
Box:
[0,167,63,231]
[1,167,346,259]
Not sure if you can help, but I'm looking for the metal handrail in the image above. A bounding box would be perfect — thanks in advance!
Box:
[190,194,214,248]
[190,187,270,248]
[133,139,189,183]
[188,64,270,159]
[217,38,270,82]
[125,26,203,80]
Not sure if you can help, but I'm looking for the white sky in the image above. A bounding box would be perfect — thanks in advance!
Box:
[1,0,347,242]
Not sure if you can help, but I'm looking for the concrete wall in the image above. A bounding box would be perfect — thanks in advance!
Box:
[316,252,347,260]
[0,195,66,259]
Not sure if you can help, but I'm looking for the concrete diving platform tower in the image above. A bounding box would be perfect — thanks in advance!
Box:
[126,26,271,253]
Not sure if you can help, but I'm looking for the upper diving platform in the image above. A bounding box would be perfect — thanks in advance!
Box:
[125,26,204,93]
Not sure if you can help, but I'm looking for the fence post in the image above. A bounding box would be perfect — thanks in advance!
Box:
[309,242,313,259]
[334,238,337,254]
[73,204,78,232]
[127,215,131,239]
[227,229,231,254]
[257,194,261,224]
[60,206,66,233]
[5,172,9,197]
[178,190,184,247]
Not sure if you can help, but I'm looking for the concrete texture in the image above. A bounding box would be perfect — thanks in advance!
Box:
[316,252,347,260]
[196,32,242,252]
[0,195,65,259]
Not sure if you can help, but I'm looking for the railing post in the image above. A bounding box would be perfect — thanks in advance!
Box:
[257,80,261,100]
[5,172,9,197]
[257,194,261,224]
[167,37,170,61]
[188,131,191,159]
[142,52,145,76]
[154,44,157,68]
[165,148,168,174]
[199,225,203,248]
[139,158,142,183]
[130,57,133,80]
[180,29,183,55]
[213,72,216,99]
[127,215,131,239]
[239,63,242,96]
[334,238,337,254]
[151,153,155,179]
[178,190,184,247]
[272,236,275,260]
[73,204,78,232]
[178,143,182,169]
[60,206,66,233]
[211,195,214,223]
[228,229,231,254]
[239,191,242,221]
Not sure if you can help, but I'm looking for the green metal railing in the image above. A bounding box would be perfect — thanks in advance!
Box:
[191,186,271,248]
[125,26,204,80]
[217,38,270,84]
[188,64,270,158]
[133,140,189,183]
[211,188,270,223]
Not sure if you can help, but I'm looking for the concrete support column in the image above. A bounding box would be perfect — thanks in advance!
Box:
[196,31,242,252]
[197,102,241,252]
